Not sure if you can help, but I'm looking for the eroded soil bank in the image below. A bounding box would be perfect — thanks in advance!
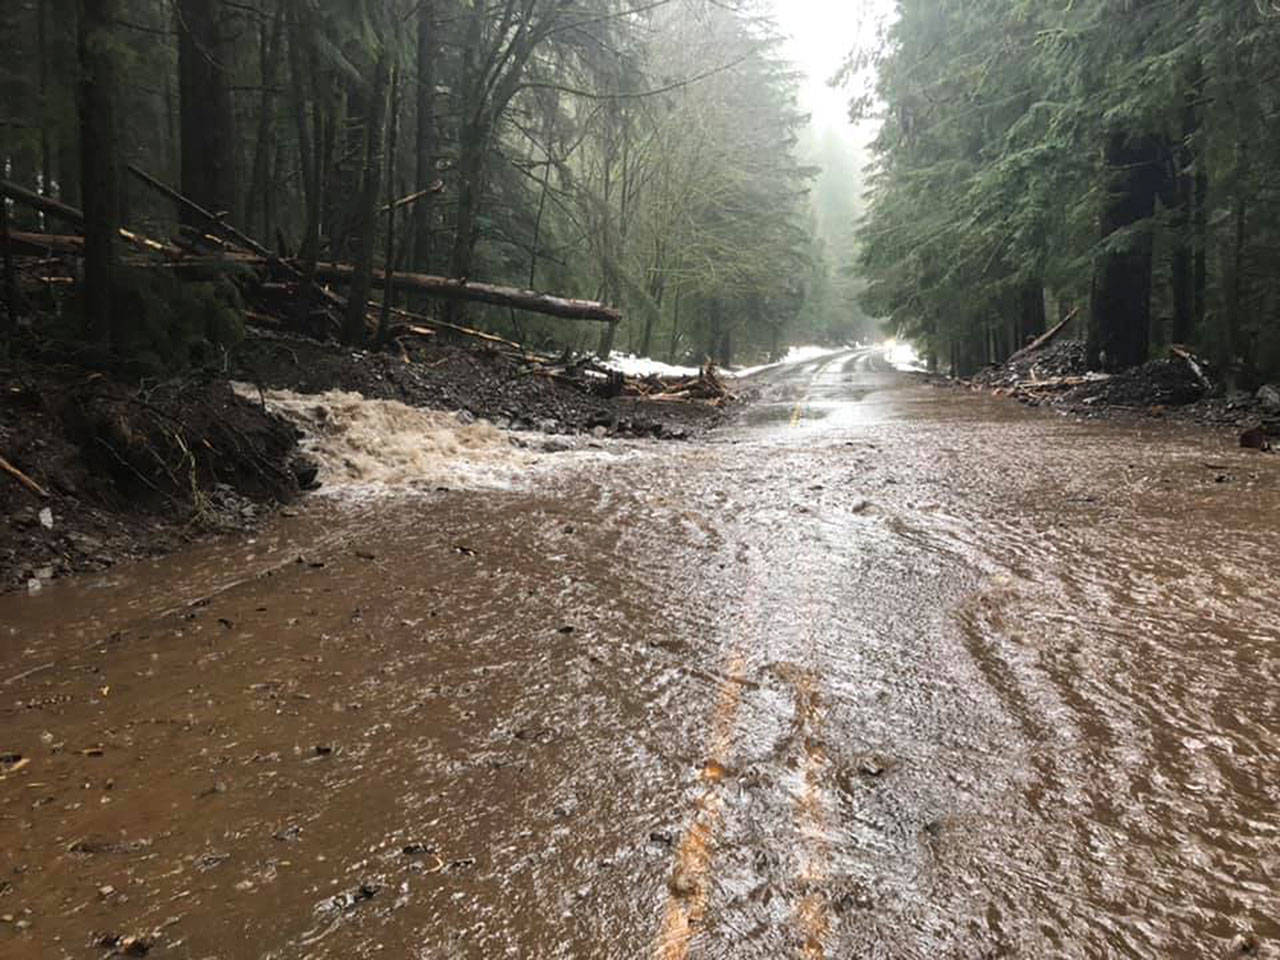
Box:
[0,330,724,592]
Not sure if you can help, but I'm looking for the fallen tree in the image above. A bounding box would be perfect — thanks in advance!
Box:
[1005,308,1079,366]
[307,261,621,324]
[4,169,622,329]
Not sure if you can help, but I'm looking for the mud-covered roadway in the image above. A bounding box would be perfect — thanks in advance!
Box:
[2,349,1278,959]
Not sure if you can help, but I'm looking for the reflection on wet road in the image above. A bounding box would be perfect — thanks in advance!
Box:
[2,348,1279,958]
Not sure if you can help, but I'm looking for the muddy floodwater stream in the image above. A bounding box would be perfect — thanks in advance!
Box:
[2,350,1278,959]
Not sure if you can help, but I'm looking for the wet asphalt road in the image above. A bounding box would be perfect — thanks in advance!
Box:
[2,349,1279,958]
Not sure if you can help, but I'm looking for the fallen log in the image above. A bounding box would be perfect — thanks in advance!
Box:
[3,228,184,260]
[1017,373,1112,390]
[381,181,444,214]
[309,261,621,324]
[368,299,542,355]
[126,165,272,260]
[0,179,84,225]
[1006,307,1080,366]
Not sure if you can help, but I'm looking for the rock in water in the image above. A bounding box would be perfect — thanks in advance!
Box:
[1240,427,1272,451]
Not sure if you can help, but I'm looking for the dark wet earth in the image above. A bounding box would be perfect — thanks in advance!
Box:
[2,349,1279,959]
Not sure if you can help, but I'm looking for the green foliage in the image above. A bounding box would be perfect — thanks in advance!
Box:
[3,0,831,368]
[858,0,1280,379]
[107,267,245,374]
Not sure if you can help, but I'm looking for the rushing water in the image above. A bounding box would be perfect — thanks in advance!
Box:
[1,351,1277,958]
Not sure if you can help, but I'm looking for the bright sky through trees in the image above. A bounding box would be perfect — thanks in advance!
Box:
[769,0,895,148]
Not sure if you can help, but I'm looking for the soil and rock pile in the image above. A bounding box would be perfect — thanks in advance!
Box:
[971,337,1280,439]
[1059,357,1209,408]
[973,339,1088,388]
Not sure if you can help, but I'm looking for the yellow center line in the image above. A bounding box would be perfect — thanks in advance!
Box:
[657,360,833,958]
[654,653,747,960]
[787,364,836,954]
[790,672,832,959]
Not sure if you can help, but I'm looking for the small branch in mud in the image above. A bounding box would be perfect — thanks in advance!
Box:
[0,453,49,498]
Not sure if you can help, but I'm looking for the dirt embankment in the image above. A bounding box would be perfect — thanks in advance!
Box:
[968,338,1280,439]
[0,329,726,592]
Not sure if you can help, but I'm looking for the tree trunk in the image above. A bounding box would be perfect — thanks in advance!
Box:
[38,0,53,199]
[1089,130,1160,372]
[376,66,400,346]
[412,1,436,274]
[1170,65,1204,346]
[667,283,682,364]
[445,6,491,320]
[450,122,486,284]
[1018,278,1045,349]
[54,0,80,207]
[178,0,237,225]
[342,54,391,345]
[639,267,665,358]
[1223,136,1248,386]
[245,1,284,238]
[2,196,16,357]
[78,0,120,346]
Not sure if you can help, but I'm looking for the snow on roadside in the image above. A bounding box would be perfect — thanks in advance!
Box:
[733,344,854,378]
[884,339,927,372]
[603,353,701,378]
[603,343,857,380]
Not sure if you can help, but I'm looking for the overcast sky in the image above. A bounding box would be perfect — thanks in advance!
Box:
[769,0,896,149]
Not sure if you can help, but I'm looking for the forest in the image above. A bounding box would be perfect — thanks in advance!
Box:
[856,0,1280,383]
[0,0,866,373]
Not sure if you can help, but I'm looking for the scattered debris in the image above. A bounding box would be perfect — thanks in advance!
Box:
[315,882,383,915]
[856,753,894,778]
[1229,931,1260,956]
[95,933,153,957]
[68,837,152,856]
[969,339,1280,441]
[668,867,698,898]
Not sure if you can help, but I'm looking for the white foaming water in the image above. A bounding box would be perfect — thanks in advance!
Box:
[233,386,586,495]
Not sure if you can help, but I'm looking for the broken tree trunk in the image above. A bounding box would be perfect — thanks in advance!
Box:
[1005,308,1080,366]
[4,225,184,260]
[127,165,272,259]
[1,179,87,226]
[1170,344,1212,392]
[308,261,621,323]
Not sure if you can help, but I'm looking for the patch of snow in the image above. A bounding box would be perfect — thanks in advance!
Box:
[883,339,927,372]
[733,345,852,378]
[604,353,700,378]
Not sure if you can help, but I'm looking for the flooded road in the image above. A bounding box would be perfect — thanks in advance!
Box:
[2,349,1279,958]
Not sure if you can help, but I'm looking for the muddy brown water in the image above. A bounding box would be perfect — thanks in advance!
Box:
[2,349,1278,959]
